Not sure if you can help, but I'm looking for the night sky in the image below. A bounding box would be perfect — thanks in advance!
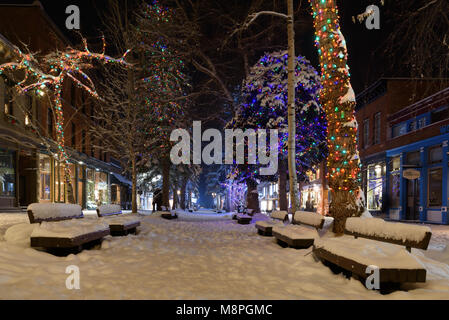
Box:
[0,0,389,94]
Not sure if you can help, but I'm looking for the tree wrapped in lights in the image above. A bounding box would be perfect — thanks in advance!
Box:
[0,38,130,203]
[309,0,364,233]
[229,50,327,211]
[135,0,189,209]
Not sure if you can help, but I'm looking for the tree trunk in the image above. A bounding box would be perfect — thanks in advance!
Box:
[225,185,232,212]
[310,0,364,233]
[131,156,137,213]
[278,159,288,211]
[180,177,187,210]
[161,157,170,209]
[246,179,260,213]
[172,186,178,210]
[64,165,75,204]
[188,191,192,209]
[287,0,300,212]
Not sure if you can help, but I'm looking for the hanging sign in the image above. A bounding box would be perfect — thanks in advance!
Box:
[403,169,420,180]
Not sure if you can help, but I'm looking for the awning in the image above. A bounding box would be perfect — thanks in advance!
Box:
[111,172,132,187]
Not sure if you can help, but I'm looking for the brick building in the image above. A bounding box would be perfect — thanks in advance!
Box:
[356,78,449,224]
[0,2,131,212]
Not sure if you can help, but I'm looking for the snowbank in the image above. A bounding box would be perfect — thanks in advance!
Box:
[4,223,36,247]
[346,218,431,243]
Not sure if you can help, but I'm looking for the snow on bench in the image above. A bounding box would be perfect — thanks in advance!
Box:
[27,203,83,224]
[273,211,325,248]
[96,204,122,217]
[97,204,141,236]
[345,217,432,251]
[313,217,432,285]
[31,219,109,239]
[293,211,325,229]
[255,211,288,236]
[27,203,110,252]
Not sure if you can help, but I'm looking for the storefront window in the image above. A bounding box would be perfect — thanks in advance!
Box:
[111,184,120,204]
[39,154,51,201]
[95,171,108,206]
[301,187,319,212]
[389,173,400,208]
[367,164,383,211]
[428,168,442,207]
[389,156,401,172]
[86,168,96,209]
[406,151,420,166]
[0,149,15,197]
[429,146,443,164]
[77,166,84,207]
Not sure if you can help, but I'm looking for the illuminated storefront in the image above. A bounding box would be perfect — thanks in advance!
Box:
[0,149,15,206]
[366,163,385,212]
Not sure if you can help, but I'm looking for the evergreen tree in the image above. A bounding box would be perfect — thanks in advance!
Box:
[228,50,328,211]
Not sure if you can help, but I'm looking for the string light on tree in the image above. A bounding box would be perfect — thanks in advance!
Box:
[0,37,130,203]
[309,0,364,233]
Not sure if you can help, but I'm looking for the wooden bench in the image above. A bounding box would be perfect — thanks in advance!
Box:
[97,204,141,236]
[313,217,432,285]
[255,211,289,236]
[273,211,325,248]
[28,203,110,254]
[234,209,254,224]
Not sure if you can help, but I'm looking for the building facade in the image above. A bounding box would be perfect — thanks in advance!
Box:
[356,78,449,224]
[0,3,131,212]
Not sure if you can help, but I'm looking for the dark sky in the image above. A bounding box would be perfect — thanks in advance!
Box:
[0,0,389,93]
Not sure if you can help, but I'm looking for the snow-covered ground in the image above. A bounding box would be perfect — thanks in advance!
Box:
[0,212,449,300]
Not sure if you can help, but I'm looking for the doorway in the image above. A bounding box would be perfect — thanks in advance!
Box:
[406,177,420,221]
[18,150,37,207]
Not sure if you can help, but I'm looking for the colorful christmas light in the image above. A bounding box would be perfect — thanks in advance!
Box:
[309,0,364,232]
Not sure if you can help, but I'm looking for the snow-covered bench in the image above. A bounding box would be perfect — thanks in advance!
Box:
[161,207,178,220]
[27,203,110,253]
[233,209,254,224]
[96,204,141,236]
[272,211,325,248]
[255,211,289,236]
[313,218,432,285]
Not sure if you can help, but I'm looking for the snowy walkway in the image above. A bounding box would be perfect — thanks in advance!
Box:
[0,213,449,299]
